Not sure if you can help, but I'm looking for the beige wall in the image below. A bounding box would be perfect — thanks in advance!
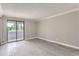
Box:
[38,11,79,47]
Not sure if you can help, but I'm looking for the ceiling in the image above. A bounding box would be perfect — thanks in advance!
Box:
[1,3,79,20]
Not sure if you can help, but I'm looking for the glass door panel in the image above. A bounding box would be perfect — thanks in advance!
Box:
[17,21,24,40]
[7,21,16,42]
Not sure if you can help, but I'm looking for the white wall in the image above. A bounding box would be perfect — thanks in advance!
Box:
[0,17,7,45]
[0,18,2,45]
[25,20,37,40]
[38,10,79,47]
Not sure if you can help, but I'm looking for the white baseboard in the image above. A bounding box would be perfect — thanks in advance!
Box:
[1,41,7,45]
[37,37,79,50]
[26,37,37,40]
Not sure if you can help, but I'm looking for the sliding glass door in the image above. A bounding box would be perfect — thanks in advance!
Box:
[17,21,24,40]
[7,21,16,42]
[7,21,24,42]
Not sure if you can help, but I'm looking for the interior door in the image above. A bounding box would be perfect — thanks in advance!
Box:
[7,21,16,42]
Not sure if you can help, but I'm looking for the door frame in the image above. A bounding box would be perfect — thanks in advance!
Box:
[7,20,25,43]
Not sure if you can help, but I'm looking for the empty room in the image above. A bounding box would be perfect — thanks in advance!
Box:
[0,3,79,56]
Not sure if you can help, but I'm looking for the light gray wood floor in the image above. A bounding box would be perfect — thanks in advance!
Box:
[0,39,79,56]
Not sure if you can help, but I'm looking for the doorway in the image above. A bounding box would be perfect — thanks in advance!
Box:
[7,20,24,42]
